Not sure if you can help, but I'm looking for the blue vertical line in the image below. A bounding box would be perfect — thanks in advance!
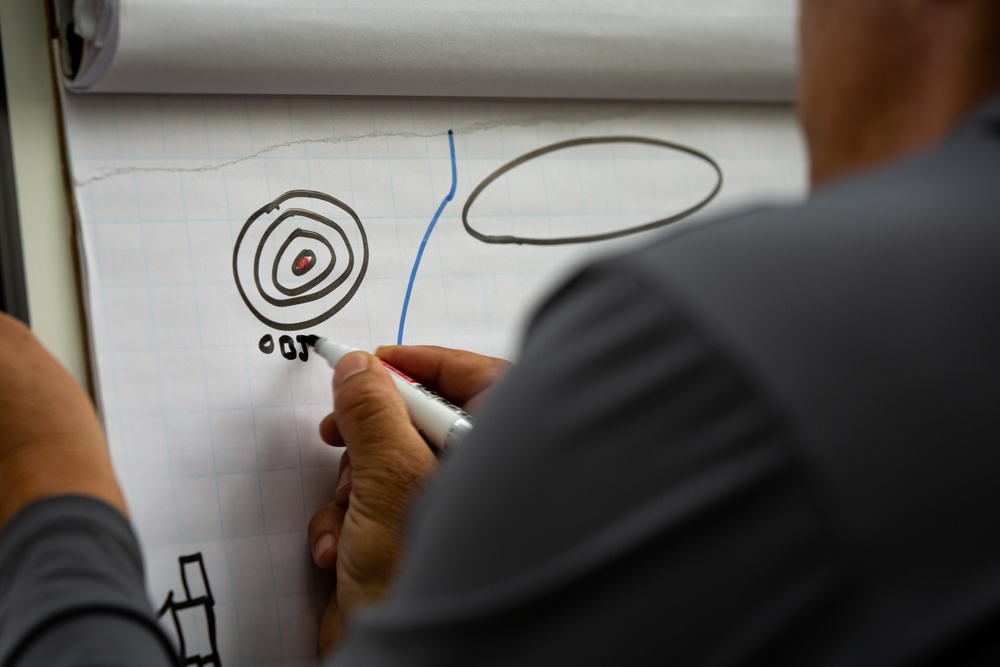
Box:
[397,129,457,345]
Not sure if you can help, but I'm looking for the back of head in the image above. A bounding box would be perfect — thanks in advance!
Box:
[797,0,1000,186]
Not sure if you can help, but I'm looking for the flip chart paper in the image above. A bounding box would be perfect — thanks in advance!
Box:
[57,0,798,101]
[61,92,805,666]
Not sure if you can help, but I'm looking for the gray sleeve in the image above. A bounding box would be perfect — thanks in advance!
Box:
[0,496,178,667]
[329,260,850,666]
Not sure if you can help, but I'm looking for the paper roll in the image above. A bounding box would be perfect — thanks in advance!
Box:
[54,0,798,101]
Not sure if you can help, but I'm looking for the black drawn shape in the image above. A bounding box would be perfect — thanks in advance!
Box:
[295,335,311,361]
[279,334,297,361]
[233,190,368,331]
[157,553,221,667]
[259,334,274,354]
[291,249,317,277]
[462,136,723,246]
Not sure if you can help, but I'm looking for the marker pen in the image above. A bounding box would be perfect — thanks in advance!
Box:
[302,336,474,450]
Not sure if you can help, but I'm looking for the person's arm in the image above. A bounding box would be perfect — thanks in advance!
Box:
[0,314,175,666]
[0,497,177,667]
[320,260,846,664]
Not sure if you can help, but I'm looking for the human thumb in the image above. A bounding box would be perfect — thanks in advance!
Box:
[332,351,433,472]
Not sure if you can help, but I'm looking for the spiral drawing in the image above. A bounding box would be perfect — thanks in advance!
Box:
[232,190,368,331]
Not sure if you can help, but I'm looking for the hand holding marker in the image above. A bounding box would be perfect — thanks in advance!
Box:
[303,336,475,450]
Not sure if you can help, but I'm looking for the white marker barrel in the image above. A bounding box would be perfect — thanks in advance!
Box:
[313,338,474,450]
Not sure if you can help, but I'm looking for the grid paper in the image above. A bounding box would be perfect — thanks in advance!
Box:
[59,95,806,666]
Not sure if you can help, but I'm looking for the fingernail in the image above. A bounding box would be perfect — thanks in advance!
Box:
[313,533,335,563]
[334,352,369,388]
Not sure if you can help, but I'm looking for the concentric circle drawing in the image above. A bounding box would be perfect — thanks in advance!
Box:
[233,190,368,331]
[462,136,723,246]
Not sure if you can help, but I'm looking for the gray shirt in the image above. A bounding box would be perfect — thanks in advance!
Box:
[2,92,998,666]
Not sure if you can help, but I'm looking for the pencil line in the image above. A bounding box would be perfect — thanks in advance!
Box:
[74,107,647,186]
[397,130,457,345]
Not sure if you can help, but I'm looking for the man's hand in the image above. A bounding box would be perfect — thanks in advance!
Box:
[0,313,126,529]
[307,345,511,654]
